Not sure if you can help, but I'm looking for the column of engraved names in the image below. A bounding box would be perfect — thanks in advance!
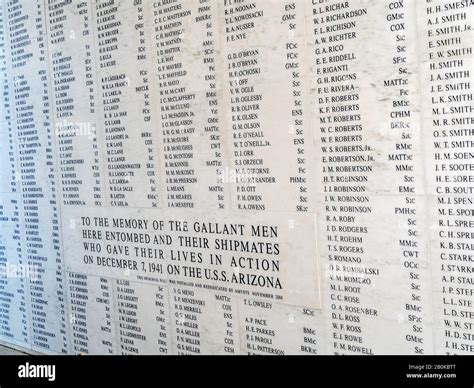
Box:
[114,280,171,354]
[46,0,104,207]
[239,300,325,355]
[0,1,15,194]
[221,0,316,213]
[94,1,160,208]
[68,273,116,354]
[151,0,226,210]
[418,0,474,355]
[307,0,434,354]
[169,286,239,354]
[45,1,113,354]
[309,1,375,355]
[5,0,68,353]
[0,0,28,349]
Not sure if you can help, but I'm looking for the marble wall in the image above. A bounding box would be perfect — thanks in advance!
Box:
[0,0,472,355]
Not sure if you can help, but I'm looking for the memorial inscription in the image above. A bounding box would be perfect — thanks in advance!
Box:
[0,0,472,355]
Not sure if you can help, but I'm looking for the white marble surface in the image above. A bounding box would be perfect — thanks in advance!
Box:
[0,0,472,355]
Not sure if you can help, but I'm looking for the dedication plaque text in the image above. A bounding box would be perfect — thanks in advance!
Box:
[0,0,472,355]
